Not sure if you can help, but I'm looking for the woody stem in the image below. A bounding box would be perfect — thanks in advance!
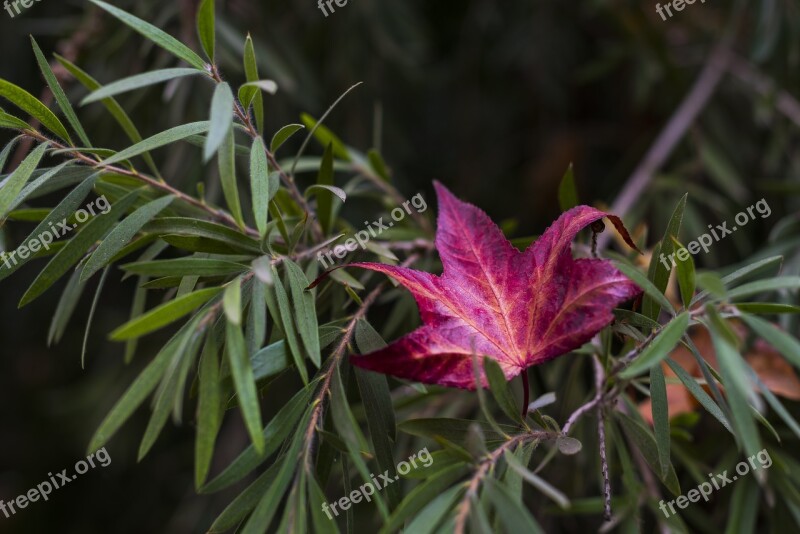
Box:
[521,371,530,417]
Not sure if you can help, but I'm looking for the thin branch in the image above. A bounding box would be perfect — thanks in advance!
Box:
[594,356,612,522]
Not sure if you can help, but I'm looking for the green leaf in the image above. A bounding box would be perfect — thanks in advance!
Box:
[218,125,244,228]
[243,34,264,133]
[484,357,522,423]
[696,271,728,299]
[284,259,320,367]
[226,320,265,454]
[246,278,267,361]
[81,69,201,107]
[47,268,86,346]
[378,464,467,534]
[299,113,351,162]
[665,357,732,432]
[195,333,222,488]
[0,143,48,220]
[82,195,175,281]
[727,276,800,300]
[271,264,308,384]
[367,149,391,182]
[201,384,315,493]
[143,217,261,253]
[706,307,762,457]
[54,54,161,177]
[250,137,270,236]
[0,78,71,142]
[614,261,676,317]
[692,256,783,304]
[503,448,569,509]
[644,194,686,320]
[109,287,221,340]
[403,485,463,534]
[741,313,800,371]
[315,143,335,234]
[19,190,141,307]
[102,121,210,166]
[620,312,689,378]
[88,320,199,452]
[7,162,75,216]
[650,364,670,477]
[204,82,234,161]
[240,411,311,534]
[557,163,578,212]
[197,0,215,61]
[308,476,341,534]
[671,237,695,308]
[81,266,110,368]
[30,38,90,146]
[0,173,98,282]
[735,303,800,314]
[617,413,680,496]
[121,258,247,277]
[354,321,399,507]
[271,124,304,153]
[208,454,280,532]
[223,276,242,325]
[138,316,203,460]
[484,478,546,534]
[239,81,278,110]
[0,109,30,130]
[89,0,206,70]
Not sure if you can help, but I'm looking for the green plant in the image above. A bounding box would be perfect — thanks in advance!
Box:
[2,1,800,533]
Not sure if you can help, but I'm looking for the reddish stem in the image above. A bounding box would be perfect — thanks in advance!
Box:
[521,371,530,417]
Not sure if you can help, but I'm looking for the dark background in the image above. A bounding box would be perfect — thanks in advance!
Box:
[1,0,798,532]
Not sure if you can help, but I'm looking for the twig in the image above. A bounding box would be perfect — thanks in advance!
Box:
[597,44,732,250]
[594,356,612,522]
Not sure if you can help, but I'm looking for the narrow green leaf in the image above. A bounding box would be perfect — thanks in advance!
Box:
[47,268,86,346]
[208,461,280,532]
[240,411,311,534]
[0,174,97,282]
[299,113,351,162]
[403,485,463,534]
[82,68,201,106]
[617,413,680,495]
[0,78,71,142]
[644,194,686,319]
[82,195,174,281]
[741,313,800,370]
[109,287,222,340]
[620,312,689,378]
[314,143,335,235]
[88,322,198,452]
[650,364,671,477]
[308,476,340,534]
[197,0,215,61]
[398,418,514,444]
[54,54,161,177]
[557,163,578,212]
[706,308,762,457]
[378,464,467,534]
[121,258,247,277]
[218,125,244,228]
[243,35,264,133]
[272,264,308,383]
[223,276,242,325]
[665,357,732,432]
[614,261,676,317]
[143,217,261,253]
[0,109,30,130]
[484,478,546,534]
[19,190,140,307]
[692,256,783,304]
[367,149,390,182]
[201,384,315,493]
[81,266,110,368]
[0,143,48,220]
[271,123,304,153]
[484,357,522,423]
[503,448,569,509]
[29,38,88,145]
[672,237,695,308]
[195,333,222,488]
[727,276,800,300]
[250,137,270,236]
[284,259,320,367]
[204,82,234,161]
[735,303,800,314]
[103,121,210,166]
[89,0,206,69]
[226,320,265,454]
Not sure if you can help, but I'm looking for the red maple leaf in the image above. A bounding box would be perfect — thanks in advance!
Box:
[349,182,641,389]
